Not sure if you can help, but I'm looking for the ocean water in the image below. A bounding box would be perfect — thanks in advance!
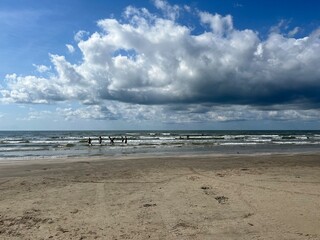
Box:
[1,130,320,160]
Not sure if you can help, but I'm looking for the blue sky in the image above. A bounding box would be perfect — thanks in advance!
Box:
[0,0,320,130]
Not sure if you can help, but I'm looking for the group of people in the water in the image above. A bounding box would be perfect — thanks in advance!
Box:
[87,136,127,146]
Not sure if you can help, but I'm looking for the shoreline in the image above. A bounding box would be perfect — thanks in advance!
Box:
[2,129,320,163]
[2,149,320,166]
[1,153,320,239]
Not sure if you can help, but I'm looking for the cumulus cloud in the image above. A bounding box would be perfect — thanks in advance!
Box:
[57,105,121,121]
[270,20,302,38]
[56,103,320,123]
[1,0,320,123]
[153,0,180,20]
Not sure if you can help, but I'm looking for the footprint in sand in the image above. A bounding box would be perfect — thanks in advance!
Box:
[200,186,229,204]
[215,196,228,204]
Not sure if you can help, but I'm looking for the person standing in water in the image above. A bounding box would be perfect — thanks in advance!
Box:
[99,136,103,145]
[109,136,115,145]
[88,137,92,146]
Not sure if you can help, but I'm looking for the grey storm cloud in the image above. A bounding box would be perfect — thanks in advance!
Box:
[1,0,320,123]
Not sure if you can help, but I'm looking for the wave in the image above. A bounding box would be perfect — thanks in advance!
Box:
[281,136,296,140]
[1,130,320,159]
[0,146,50,152]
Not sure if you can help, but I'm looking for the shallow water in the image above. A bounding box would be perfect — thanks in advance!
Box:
[1,130,320,160]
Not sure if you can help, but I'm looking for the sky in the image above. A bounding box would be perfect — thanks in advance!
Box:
[0,0,320,130]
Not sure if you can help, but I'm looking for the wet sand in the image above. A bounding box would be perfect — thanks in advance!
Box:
[0,153,320,239]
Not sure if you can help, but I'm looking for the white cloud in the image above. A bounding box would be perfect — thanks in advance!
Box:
[153,0,180,20]
[270,19,288,33]
[55,103,320,123]
[199,11,233,36]
[17,110,53,121]
[57,105,119,121]
[270,19,301,38]
[288,26,300,37]
[74,30,90,42]
[66,44,75,53]
[33,64,51,73]
[1,2,320,124]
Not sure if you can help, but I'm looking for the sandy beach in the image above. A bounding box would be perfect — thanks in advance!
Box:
[0,153,320,240]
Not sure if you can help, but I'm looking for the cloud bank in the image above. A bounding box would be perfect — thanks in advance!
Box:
[1,0,320,123]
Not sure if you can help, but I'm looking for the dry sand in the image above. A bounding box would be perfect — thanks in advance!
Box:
[0,153,320,240]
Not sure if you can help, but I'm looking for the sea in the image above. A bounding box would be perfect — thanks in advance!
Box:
[1,130,320,160]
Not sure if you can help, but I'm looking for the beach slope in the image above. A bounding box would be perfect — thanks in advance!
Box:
[0,154,320,239]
